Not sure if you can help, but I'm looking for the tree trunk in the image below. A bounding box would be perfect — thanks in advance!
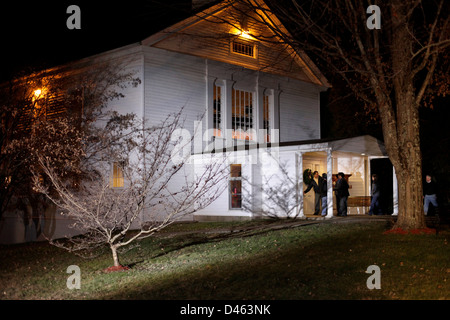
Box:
[394,162,426,230]
[111,245,121,267]
[387,3,427,231]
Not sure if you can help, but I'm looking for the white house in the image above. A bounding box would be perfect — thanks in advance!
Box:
[0,0,397,244]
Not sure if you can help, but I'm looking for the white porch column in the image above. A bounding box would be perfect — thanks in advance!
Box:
[392,165,398,215]
[326,148,334,218]
[296,151,305,218]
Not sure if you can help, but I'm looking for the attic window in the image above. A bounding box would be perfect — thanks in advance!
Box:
[232,40,255,58]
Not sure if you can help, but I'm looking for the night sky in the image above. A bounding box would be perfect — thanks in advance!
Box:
[0,1,192,82]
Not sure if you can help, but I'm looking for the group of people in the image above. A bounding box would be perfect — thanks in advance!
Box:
[304,171,350,217]
[370,173,439,216]
[304,170,439,217]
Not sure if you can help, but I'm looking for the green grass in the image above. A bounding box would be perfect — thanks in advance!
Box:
[0,219,448,300]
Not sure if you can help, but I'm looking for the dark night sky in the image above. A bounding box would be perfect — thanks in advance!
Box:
[0,1,192,82]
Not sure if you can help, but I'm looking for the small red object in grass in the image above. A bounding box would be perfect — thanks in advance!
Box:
[103,265,130,273]
[383,228,436,235]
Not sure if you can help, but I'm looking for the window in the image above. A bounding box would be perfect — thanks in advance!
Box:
[213,84,222,137]
[232,89,254,140]
[229,164,242,209]
[231,40,255,58]
[111,162,124,188]
[263,94,271,143]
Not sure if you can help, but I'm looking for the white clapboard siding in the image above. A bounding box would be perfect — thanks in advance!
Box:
[279,91,320,142]
[143,46,322,143]
[143,47,207,134]
[102,47,145,118]
[193,153,254,219]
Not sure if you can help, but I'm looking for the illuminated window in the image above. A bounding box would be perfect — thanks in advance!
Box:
[213,84,222,137]
[230,164,242,209]
[263,94,270,143]
[111,162,124,188]
[232,89,254,140]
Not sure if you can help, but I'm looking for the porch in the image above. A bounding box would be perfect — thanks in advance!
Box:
[281,135,398,218]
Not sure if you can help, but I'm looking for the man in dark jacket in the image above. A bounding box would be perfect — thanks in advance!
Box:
[334,172,350,216]
[423,174,438,215]
[304,171,322,215]
[319,173,328,217]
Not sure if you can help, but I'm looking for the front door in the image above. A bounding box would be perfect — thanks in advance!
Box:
[303,157,327,215]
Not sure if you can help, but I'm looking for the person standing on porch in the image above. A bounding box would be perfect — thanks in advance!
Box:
[423,174,438,216]
[320,173,328,217]
[304,171,322,215]
[334,172,350,216]
[369,174,382,215]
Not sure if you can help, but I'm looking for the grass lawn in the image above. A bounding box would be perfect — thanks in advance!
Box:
[0,218,448,300]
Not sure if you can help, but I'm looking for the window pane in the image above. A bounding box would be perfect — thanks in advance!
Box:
[231,89,253,140]
[229,164,242,209]
[230,164,241,178]
[230,180,242,193]
[213,85,221,137]
[263,95,270,142]
[231,194,242,209]
[230,180,242,209]
[112,162,124,188]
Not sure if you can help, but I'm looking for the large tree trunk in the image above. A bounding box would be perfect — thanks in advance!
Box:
[395,158,426,230]
[381,99,426,230]
[376,94,426,230]
[393,95,426,230]
[387,1,427,231]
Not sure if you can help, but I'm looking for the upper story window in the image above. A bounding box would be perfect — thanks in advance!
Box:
[263,94,271,143]
[209,80,277,144]
[213,84,222,137]
[231,40,256,58]
[232,88,254,140]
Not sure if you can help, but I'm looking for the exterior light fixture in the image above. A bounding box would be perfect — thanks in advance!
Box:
[240,30,252,40]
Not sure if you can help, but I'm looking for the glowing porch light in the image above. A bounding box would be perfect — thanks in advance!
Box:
[230,27,255,40]
[240,30,252,40]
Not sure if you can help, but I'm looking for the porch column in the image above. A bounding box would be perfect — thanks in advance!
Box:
[326,148,334,218]
[392,165,398,215]
[296,151,305,218]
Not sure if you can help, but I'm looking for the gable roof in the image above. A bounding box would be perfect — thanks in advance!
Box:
[141,0,330,87]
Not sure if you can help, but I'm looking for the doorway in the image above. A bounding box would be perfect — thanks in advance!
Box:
[303,153,327,215]
[370,158,393,214]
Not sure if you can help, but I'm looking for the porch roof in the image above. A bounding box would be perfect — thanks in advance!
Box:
[197,135,387,158]
[278,135,388,157]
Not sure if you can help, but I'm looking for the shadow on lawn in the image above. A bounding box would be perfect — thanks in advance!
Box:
[102,220,410,300]
[96,217,448,300]
[136,219,326,262]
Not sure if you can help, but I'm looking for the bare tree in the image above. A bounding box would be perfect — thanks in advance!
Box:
[231,0,449,230]
[1,60,141,238]
[33,110,229,267]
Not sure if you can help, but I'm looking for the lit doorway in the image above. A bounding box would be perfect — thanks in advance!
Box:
[303,152,327,215]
